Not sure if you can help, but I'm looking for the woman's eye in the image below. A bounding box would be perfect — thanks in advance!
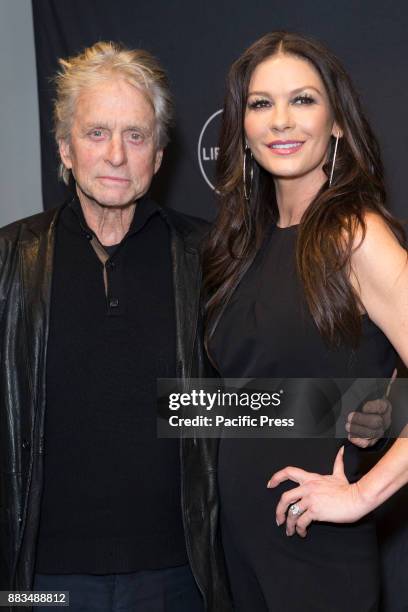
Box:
[292,95,315,105]
[247,99,271,110]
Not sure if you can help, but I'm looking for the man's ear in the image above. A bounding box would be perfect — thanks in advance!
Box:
[154,149,163,174]
[59,138,72,170]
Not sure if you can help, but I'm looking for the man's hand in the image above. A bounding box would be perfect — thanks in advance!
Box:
[346,398,391,448]
[346,370,396,448]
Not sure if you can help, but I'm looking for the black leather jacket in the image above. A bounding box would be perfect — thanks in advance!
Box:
[0,203,232,612]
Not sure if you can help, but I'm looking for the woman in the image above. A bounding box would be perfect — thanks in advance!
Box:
[203,31,407,611]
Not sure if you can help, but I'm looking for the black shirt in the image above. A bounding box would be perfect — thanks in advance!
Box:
[35,197,188,574]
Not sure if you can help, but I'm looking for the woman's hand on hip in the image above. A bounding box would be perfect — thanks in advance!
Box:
[267,446,370,537]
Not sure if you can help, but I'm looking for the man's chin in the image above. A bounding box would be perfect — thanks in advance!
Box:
[76,186,140,209]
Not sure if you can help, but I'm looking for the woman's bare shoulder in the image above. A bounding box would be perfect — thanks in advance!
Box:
[351,212,406,275]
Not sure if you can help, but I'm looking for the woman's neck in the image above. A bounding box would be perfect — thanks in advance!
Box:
[274,167,326,228]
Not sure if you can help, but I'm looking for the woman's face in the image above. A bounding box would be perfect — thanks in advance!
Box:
[244,53,340,182]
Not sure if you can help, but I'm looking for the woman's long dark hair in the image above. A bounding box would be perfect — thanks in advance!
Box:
[203,31,405,354]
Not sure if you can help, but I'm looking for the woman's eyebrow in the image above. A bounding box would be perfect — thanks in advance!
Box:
[247,85,323,97]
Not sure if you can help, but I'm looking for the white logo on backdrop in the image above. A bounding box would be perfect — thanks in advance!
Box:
[197,109,223,190]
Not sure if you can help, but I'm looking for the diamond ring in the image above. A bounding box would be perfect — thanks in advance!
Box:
[288,503,303,517]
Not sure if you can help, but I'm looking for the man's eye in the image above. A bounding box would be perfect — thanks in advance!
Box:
[89,129,104,138]
[247,99,271,110]
[292,95,315,105]
[130,132,143,142]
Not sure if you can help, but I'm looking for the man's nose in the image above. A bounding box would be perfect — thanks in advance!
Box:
[105,135,127,166]
[270,103,294,132]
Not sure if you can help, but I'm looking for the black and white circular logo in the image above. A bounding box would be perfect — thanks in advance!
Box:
[197,109,223,190]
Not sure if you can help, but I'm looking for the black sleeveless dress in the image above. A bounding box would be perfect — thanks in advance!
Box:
[210,224,396,612]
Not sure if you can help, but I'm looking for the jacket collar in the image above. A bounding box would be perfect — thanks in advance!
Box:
[19,207,61,242]
[156,205,202,253]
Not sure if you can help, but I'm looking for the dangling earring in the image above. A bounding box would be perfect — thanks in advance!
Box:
[243,144,254,201]
[329,133,340,187]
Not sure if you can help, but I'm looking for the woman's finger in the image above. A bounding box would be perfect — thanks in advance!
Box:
[295,510,314,537]
[285,500,307,536]
[267,466,309,488]
[275,485,307,526]
[332,445,346,478]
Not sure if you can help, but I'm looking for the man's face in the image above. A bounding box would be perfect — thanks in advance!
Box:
[59,77,163,208]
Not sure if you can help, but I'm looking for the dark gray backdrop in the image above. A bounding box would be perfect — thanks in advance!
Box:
[32,1,408,610]
[32,0,407,222]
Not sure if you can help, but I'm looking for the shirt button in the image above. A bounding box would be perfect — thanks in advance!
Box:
[108,261,115,269]
[22,439,30,450]
[109,298,119,308]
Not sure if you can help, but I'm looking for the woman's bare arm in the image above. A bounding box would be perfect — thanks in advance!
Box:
[269,214,408,535]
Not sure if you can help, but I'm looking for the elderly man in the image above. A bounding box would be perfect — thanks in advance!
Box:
[0,42,230,612]
[0,41,391,612]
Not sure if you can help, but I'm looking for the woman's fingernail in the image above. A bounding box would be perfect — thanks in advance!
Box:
[276,518,280,526]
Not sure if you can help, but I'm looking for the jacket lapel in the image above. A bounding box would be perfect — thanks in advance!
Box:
[19,210,58,423]
[170,229,201,381]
